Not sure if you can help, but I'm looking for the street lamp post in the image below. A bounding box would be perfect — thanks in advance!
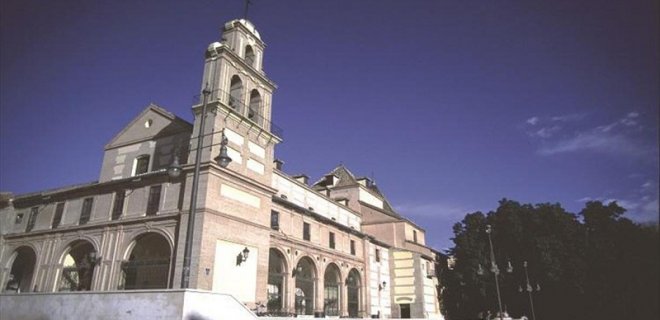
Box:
[169,85,232,289]
[518,261,539,320]
[485,225,505,320]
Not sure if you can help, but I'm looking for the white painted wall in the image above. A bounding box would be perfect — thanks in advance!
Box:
[272,173,361,229]
[213,240,258,303]
[368,242,392,318]
[358,187,383,209]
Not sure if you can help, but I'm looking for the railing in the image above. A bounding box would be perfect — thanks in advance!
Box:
[118,258,170,290]
[193,88,283,139]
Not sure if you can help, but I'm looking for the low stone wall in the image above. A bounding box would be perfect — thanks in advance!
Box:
[0,289,256,320]
[260,318,431,320]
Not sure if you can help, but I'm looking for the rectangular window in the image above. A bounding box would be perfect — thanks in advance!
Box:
[270,210,280,230]
[413,230,418,243]
[26,207,38,232]
[303,222,310,241]
[15,213,23,224]
[146,185,162,216]
[79,197,94,225]
[112,190,126,220]
[375,248,381,262]
[329,232,335,249]
[134,155,150,175]
[350,240,356,255]
[52,202,65,228]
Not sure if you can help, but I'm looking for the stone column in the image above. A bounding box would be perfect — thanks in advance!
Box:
[314,276,324,315]
[341,282,349,317]
[288,274,296,315]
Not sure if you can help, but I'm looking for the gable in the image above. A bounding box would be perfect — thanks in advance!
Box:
[105,104,192,150]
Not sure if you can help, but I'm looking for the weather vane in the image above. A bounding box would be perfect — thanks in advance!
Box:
[243,0,251,19]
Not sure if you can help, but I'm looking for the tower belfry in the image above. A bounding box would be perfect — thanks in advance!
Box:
[191,19,280,186]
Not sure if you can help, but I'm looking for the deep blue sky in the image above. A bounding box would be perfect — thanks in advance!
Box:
[1,0,658,250]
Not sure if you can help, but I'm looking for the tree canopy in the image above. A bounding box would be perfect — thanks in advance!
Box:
[441,199,658,320]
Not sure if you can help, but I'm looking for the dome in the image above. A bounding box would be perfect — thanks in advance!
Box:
[224,19,261,40]
[207,42,222,51]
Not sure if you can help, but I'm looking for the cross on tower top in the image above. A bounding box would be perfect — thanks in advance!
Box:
[243,0,251,19]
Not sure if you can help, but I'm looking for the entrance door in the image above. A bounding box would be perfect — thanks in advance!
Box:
[400,304,411,319]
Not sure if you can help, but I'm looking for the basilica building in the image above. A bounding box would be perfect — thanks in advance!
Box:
[0,19,442,319]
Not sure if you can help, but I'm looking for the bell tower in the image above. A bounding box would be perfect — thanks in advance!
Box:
[180,20,282,294]
[190,19,281,186]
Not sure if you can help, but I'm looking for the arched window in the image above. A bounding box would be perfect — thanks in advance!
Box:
[248,89,262,125]
[4,246,36,292]
[245,45,256,68]
[59,241,97,291]
[294,257,316,316]
[324,263,341,316]
[133,155,150,176]
[229,75,244,114]
[347,268,361,317]
[267,249,287,314]
[119,232,172,290]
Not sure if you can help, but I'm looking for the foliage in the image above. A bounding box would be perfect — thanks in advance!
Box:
[440,199,659,320]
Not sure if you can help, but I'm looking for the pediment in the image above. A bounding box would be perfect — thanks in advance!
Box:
[105,104,192,150]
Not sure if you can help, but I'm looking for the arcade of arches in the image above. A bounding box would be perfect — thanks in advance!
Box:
[267,248,363,317]
[3,232,172,293]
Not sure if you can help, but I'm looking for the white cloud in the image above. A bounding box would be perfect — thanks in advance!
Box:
[534,111,652,158]
[526,116,539,125]
[578,190,659,222]
[550,113,586,122]
[537,130,646,157]
[642,181,654,189]
[596,112,642,132]
[533,126,561,138]
[641,199,659,217]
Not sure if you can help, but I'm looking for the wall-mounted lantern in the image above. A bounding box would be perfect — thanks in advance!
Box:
[236,247,250,266]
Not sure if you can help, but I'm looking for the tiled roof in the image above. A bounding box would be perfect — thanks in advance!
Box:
[314,165,403,219]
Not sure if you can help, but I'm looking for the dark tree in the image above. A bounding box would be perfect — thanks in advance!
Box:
[441,199,659,320]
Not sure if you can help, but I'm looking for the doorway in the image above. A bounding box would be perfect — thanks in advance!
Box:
[400,304,411,319]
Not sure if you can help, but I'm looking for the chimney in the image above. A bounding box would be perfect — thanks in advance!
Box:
[293,174,309,185]
[273,159,284,170]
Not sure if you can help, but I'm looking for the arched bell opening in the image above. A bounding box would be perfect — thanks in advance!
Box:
[229,75,244,114]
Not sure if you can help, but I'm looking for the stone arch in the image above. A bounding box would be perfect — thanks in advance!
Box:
[293,256,317,316]
[267,248,288,314]
[247,89,262,125]
[323,262,342,316]
[57,240,98,291]
[244,45,255,67]
[4,246,37,292]
[229,75,244,113]
[346,268,362,317]
[118,232,172,290]
[57,235,101,260]
[120,228,174,260]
